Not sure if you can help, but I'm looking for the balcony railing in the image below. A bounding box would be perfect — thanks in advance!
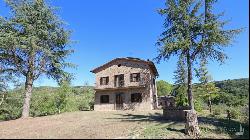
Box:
[114,80,124,87]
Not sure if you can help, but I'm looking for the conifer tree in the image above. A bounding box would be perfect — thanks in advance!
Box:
[173,55,188,106]
[156,0,242,137]
[0,0,74,118]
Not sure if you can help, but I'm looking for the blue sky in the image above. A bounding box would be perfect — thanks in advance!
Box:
[0,0,249,87]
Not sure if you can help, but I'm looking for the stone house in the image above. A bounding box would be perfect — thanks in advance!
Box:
[90,57,159,111]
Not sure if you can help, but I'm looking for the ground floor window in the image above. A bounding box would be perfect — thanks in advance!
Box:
[131,93,142,103]
[100,95,109,103]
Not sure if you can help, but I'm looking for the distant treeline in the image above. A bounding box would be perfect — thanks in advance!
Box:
[0,85,94,121]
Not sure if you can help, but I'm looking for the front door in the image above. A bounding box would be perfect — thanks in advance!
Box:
[115,93,123,110]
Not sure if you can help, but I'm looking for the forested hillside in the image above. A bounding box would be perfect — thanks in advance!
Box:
[0,78,248,121]
[214,78,249,106]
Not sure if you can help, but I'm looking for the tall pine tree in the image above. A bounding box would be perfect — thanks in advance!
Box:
[156,0,242,137]
[173,55,188,107]
[0,0,74,118]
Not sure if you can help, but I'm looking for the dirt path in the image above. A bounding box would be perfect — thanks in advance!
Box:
[0,110,162,139]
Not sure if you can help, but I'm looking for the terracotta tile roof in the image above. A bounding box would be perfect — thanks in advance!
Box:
[90,57,159,76]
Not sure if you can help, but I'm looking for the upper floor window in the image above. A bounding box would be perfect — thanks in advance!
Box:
[114,74,124,87]
[100,77,109,85]
[130,73,140,82]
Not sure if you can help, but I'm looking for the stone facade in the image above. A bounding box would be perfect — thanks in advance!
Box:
[91,57,159,111]
[158,95,176,109]
[163,107,191,121]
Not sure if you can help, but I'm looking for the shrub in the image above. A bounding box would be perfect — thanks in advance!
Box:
[0,92,23,120]
[194,99,203,112]
[213,107,222,116]
[241,105,249,125]
[229,108,241,119]
[30,93,57,117]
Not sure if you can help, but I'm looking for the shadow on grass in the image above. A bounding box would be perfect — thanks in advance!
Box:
[198,116,249,139]
[106,112,171,123]
[105,112,249,139]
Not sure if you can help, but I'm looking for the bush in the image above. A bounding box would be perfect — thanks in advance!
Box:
[241,105,249,125]
[229,108,241,119]
[0,92,23,120]
[30,93,57,117]
[194,99,203,112]
[213,107,222,116]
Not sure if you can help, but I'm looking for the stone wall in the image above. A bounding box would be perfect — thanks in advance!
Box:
[94,88,154,111]
[95,59,154,89]
[163,106,191,121]
[92,58,158,111]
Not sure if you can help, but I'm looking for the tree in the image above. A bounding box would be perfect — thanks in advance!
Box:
[172,55,188,106]
[173,55,188,86]
[156,80,172,96]
[55,80,72,114]
[0,0,74,118]
[195,58,219,113]
[156,0,241,137]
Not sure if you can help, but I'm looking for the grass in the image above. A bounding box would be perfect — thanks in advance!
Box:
[0,110,248,139]
[128,110,249,139]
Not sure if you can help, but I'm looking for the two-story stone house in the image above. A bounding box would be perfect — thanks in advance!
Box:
[90,57,159,111]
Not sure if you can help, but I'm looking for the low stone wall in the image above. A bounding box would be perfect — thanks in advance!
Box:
[163,106,191,121]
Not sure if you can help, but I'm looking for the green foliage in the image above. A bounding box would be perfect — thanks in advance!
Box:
[173,85,188,107]
[173,55,187,86]
[0,0,74,117]
[55,81,72,114]
[172,55,188,107]
[214,78,249,107]
[229,108,241,119]
[194,99,203,112]
[0,90,24,120]
[30,92,57,117]
[212,105,226,116]
[156,80,173,96]
[0,86,94,120]
[156,0,242,112]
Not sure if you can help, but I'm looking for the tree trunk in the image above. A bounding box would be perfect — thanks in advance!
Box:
[21,76,33,118]
[185,110,201,138]
[208,96,212,113]
[0,93,5,106]
[187,50,194,110]
[185,50,200,138]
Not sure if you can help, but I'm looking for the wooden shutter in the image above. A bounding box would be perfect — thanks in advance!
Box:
[106,77,109,84]
[137,73,140,82]
[100,77,103,85]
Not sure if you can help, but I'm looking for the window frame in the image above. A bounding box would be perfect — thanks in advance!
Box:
[131,93,142,103]
[130,73,140,82]
[100,95,109,103]
[100,76,109,85]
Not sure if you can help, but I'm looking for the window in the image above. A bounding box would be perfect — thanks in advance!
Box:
[100,95,109,103]
[114,74,124,87]
[153,78,155,85]
[100,77,109,85]
[131,93,142,103]
[130,73,140,82]
[153,95,156,103]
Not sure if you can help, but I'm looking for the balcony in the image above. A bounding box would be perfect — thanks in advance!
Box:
[114,74,124,87]
[114,80,124,87]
